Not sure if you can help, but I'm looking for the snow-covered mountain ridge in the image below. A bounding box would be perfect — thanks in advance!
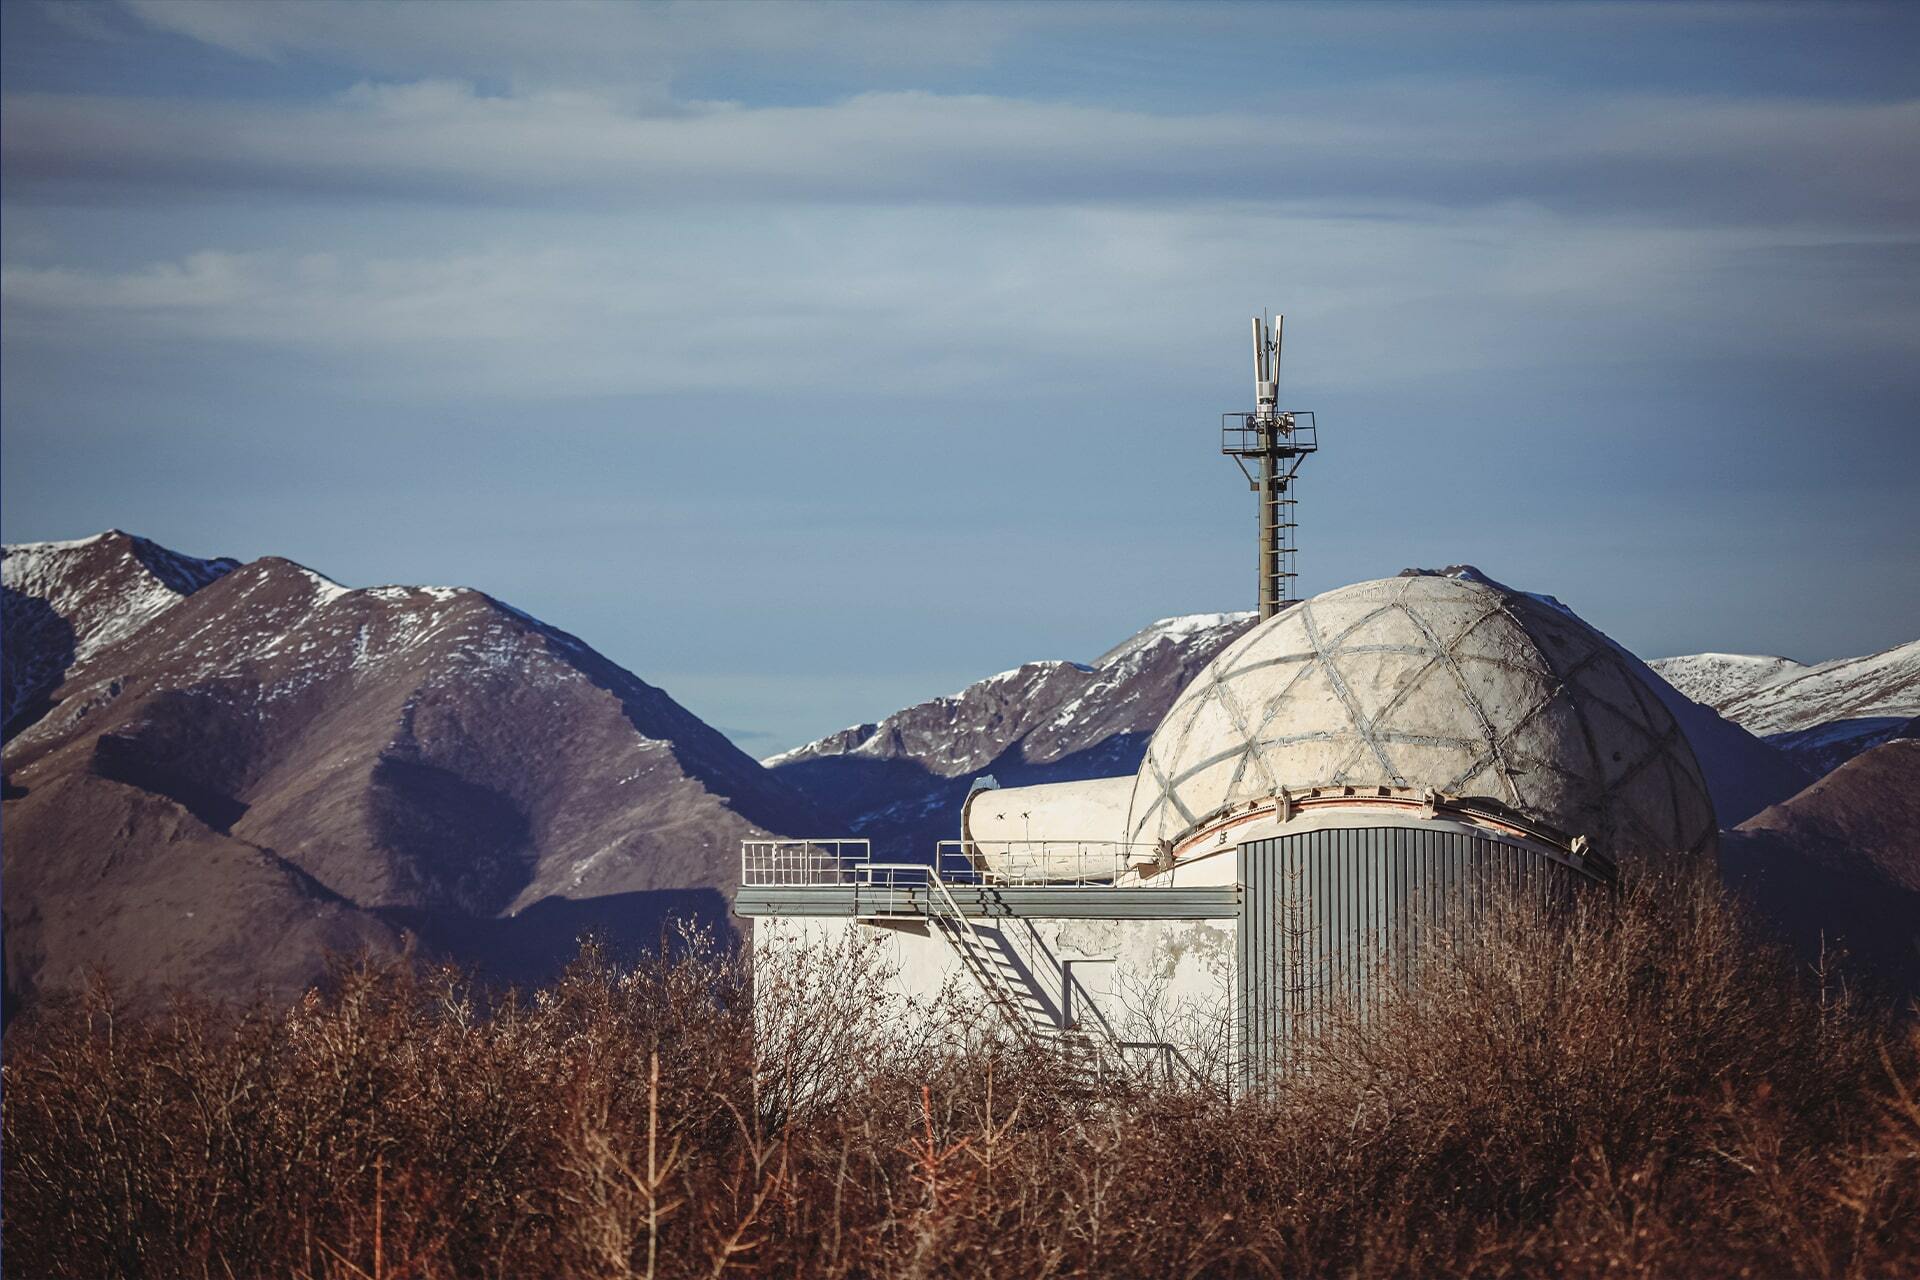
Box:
[1652,640,1920,774]
[766,611,1256,856]
[765,611,1253,772]
[1644,653,1808,711]
[3,530,239,731]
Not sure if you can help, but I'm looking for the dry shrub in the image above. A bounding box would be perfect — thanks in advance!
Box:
[4,865,1916,1279]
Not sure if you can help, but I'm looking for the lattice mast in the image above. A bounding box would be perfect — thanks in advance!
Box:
[1223,314,1318,620]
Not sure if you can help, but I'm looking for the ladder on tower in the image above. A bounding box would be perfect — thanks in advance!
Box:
[1263,483,1300,609]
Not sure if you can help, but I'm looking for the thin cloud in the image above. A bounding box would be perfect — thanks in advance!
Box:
[109,0,1852,83]
[118,0,1060,81]
[8,206,1912,408]
[6,78,1916,231]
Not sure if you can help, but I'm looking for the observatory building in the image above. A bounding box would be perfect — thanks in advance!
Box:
[737,321,1716,1088]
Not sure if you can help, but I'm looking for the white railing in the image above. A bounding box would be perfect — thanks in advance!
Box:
[742,838,1164,889]
[740,839,872,886]
[935,839,1159,887]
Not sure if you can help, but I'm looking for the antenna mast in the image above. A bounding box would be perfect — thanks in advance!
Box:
[1222,313,1318,621]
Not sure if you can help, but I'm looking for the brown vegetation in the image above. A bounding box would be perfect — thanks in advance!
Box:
[5,866,1917,1279]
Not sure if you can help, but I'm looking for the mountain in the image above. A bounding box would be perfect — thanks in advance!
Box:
[2,769,407,1023]
[3,537,820,1014]
[1650,640,1920,775]
[1644,652,1807,711]
[1719,733,1920,996]
[3,530,238,736]
[766,612,1255,858]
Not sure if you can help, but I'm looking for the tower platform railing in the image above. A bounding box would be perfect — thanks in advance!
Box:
[1221,409,1316,460]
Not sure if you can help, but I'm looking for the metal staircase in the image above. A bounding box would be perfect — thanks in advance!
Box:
[919,870,1137,1088]
[921,871,1059,1047]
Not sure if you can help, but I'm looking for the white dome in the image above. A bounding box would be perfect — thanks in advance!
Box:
[1126,574,1716,862]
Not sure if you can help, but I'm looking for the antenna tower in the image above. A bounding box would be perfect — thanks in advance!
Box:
[1222,314,1318,621]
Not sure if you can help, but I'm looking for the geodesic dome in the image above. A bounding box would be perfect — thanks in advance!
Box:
[1125,573,1716,862]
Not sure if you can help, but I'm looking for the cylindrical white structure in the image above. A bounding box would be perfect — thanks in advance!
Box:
[960,775,1137,881]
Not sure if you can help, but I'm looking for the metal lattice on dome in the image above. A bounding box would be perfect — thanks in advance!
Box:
[1125,573,1717,863]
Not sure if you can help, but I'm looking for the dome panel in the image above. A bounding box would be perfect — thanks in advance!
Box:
[1241,657,1347,747]
[1448,616,1554,679]
[1579,694,1664,788]
[1325,602,1428,653]
[1454,758,1527,806]
[1339,647,1443,727]
[1499,692,1595,776]
[1568,650,1664,728]
[1449,654,1557,724]
[1616,755,1684,844]
[1384,740,1483,793]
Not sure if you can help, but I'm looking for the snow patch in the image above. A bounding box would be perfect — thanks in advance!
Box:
[1093,611,1253,670]
[3,532,235,672]
[2,532,111,554]
[296,566,351,606]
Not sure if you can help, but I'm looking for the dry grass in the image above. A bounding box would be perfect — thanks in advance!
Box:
[4,866,1917,1279]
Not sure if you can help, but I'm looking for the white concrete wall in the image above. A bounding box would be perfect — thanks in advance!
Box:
[751,904,1237,1087]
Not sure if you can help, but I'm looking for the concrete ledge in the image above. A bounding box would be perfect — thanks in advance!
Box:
[734,884,1240,920]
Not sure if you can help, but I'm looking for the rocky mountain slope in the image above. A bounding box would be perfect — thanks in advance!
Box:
[1651,640,1920,775]
[1643,653,1808,712]
[1719,732,1920,995]
[3,535,820,1013]
[766,612,1255,857]
[3,531,237,734]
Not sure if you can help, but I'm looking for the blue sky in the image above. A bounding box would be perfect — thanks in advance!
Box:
[4,1,1917,753]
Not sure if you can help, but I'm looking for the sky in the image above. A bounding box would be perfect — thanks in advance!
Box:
[3,0,1918,754]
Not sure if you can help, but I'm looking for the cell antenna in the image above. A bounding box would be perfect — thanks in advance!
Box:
[1222,313,1318,621]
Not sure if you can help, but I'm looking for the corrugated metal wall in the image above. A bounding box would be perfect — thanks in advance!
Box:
[1236,825,1592,1092]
